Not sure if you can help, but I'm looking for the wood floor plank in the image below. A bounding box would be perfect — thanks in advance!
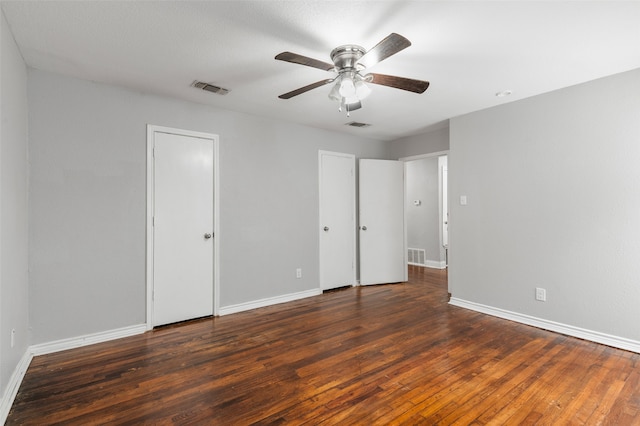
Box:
[7,266,640,425]
[441,338,568,424]
[490,340,596,425]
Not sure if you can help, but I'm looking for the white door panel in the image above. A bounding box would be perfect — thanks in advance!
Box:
[319,151,355,290]
[359,159,406,285]
[153,132,214,326]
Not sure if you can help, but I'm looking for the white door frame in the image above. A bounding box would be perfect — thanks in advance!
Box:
[146,125,220,329]
[400,150,450,265]
[399,150,449,163]
[318,150,356,290]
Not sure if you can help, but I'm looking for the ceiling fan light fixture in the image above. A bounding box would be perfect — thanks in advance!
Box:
[340,98,362,116]
[328,80,341,101]
[355,79,371,99]
[330,72,371,115]
[344,95,359,105]
[338,76,356,97]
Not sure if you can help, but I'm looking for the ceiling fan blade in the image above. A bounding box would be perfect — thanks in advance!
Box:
[275,52,335,71]
[278,79,335,99]
[358,33,412,68]
[368,73,430,94]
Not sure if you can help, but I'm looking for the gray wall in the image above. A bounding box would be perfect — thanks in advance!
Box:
[405,157,443,265]
[27,69,389,344]
[0,10,30,399]
[449,68,640,342]
[387,126,449,159]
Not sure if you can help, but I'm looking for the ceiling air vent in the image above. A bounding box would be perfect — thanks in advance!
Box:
[345,121,371,128]
[192,80,230,95]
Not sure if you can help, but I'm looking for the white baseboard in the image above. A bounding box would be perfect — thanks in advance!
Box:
[0,350,33,424]
[30,324,147,356]
[449,297,640,354]
[220,288,322,316]
[409,260,447,269]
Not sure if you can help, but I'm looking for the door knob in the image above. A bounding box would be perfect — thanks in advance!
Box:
[204,233,212,239]
[361,226,367,231]
[323,226,329,231]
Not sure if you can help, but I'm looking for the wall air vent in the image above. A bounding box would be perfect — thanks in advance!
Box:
[408,248,427,266]
[345,121,371,128]
[191,80,230,95]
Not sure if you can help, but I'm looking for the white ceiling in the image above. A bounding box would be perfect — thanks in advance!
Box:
[3,1,640,141]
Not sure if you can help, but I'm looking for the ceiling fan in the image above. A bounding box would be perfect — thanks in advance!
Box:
[275,33,429,116]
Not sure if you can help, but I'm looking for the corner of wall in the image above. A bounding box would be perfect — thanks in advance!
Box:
[0,6,31,418]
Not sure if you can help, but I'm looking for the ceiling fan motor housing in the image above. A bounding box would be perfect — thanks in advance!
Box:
[330,45,367,71]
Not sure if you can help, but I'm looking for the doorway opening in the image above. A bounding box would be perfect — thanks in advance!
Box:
[402,152,449,271]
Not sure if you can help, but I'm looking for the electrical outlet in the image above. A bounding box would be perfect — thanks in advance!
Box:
[11,329,16,348]
[535,287,546,302]
[296,268,302,279]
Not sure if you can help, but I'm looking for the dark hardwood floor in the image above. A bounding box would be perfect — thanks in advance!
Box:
[8,266,640,424]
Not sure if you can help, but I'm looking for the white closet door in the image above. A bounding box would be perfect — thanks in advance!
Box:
[319,151,356,290]
[153,131,214,326]
[359,159,407,285]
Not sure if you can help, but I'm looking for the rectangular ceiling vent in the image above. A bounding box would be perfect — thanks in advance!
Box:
[345,121,371,128]
[192,80,230,95]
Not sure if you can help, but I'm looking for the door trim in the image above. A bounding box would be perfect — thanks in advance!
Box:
[146,125,220,329]
[398,150,449,162]
[318,150,356,290]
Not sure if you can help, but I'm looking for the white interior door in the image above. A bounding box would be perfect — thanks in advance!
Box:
[319,151,356,290]
[152,131,214,326]
[359,159,407,285]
